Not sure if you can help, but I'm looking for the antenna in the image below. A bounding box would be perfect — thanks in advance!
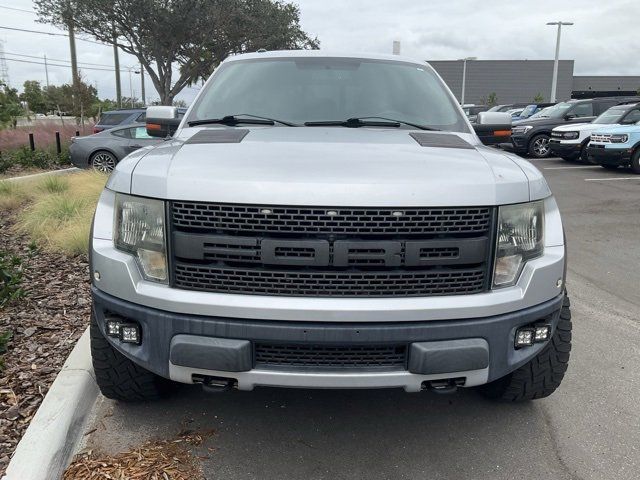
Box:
[0,40,9,86]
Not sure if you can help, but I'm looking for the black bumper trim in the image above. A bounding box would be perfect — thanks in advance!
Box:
[587,146,632,165]
[91,286,564,383]
[548,140,582,158]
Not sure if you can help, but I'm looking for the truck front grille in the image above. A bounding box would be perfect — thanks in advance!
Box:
[169,202,494,298]
[174,264,486,297]
[172,202,492,236]
[254,343,407,369]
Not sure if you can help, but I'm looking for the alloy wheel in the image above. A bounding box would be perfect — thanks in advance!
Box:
[91,152,116,173]
[532,137,550,157]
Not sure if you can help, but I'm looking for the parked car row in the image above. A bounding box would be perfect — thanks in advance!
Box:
[71,107,187,171]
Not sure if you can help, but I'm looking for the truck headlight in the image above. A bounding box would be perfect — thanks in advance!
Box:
[512,125,533,135]
[562,131,579,140]
[610,134,628,143]
[114,193,167,283]
[493,201,544,288]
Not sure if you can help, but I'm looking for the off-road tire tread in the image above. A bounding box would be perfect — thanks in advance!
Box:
[90,313,170,402]
[480,294,572,402]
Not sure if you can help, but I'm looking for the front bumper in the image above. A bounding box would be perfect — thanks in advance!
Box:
[93,286,565,391]
[548,140,582,158]
[587,146,633,166]
[509,134,529,153]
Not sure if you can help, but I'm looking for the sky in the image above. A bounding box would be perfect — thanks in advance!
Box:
[1,0,638,105]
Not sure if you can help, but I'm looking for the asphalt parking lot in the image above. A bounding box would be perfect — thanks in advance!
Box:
[81,158,640,480]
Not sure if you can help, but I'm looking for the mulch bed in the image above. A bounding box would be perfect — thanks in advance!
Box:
[0,213,90,475]
[64,430,214,479]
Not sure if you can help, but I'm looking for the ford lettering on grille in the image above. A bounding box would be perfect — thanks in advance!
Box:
[172,232,488,268]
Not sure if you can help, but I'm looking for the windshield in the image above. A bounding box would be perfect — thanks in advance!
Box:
[592,107,626,125]
[187,57,469,132]
[519,105,537,118]
[530,102,573,119]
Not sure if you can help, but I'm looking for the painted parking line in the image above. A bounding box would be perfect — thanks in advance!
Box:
[584,177,640,182]
[544,166,599,170]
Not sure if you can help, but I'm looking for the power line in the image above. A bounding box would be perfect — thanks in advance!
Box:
[6,51,115,68]
[0,25,108,46]
[4,56,125,73]
[0,5,35,14]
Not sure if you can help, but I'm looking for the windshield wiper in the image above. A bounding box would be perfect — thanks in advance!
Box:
[304,117,439,130]
[188,114,296,127]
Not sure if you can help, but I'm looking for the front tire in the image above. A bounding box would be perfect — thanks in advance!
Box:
[479,294,572,402]
[631,149,640,174]
[90,312,172,402]
[601,164,619,170]
[528,134,551,158]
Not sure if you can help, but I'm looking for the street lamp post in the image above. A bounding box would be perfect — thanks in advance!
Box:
[127,67,141,108]
[547,21,573,102]
[460,57,477,106]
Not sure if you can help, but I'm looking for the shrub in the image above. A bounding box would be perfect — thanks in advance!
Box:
[16,170,108,256]
[40,175,69,194]
[0,180,28,210]
[0,250,24,308]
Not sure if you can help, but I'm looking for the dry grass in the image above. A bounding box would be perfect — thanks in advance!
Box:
[2,171,107,256]
[0,121,92,152]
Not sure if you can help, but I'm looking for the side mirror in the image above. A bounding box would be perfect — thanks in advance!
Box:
[146,106,181,138]
[564,113,576,120]
[473,112,512,146]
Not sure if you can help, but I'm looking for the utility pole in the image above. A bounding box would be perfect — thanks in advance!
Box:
[67,18,79,87]
[113,34,122,108]
[547,21,573,103]
[44,55,50,88]
[0,40,9,87]
[459,57,477,105]
[140,62,146,106]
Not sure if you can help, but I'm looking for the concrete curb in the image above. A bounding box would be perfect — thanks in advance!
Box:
[5,167,80,182]
[3,328,98,480]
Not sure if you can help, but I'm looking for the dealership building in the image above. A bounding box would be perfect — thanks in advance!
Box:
[427,60,640,105]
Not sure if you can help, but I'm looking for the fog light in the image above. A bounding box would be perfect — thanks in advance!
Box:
[534,325,551,342]
[106,320,121,337]
[120,324,141,344]
[515,328,535,347]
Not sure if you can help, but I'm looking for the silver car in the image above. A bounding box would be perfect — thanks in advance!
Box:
[69,123,162,172]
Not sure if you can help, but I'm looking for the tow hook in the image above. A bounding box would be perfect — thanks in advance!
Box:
[423,378,465,394]
[192,375,237,393]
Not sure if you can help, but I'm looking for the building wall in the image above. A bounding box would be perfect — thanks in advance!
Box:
[427,60,575,105]
[573,76,640,93]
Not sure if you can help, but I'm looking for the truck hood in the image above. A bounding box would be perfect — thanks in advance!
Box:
[108,127,544,207]
[591,124,640,135]
[552,122,597,132]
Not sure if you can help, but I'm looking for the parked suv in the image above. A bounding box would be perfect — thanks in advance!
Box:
[93,109,147,134]
[89,51,571,403]
[549,103,640,162]
[588,122,640,172]
[509,97,640,158]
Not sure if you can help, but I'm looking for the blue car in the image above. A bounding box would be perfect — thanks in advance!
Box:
[512,103,556,122]
[587,122,640,172]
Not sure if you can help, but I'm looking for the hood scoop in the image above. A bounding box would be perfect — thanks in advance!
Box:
[410,132,474,149]
[185,129,250,144]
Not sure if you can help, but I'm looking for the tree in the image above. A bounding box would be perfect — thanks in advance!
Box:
[43,76,100,118]
[35,0,319,105]
[487,92,498,107]
[533,92,545,103]
[0,83,24,128]
[20,81,47,114]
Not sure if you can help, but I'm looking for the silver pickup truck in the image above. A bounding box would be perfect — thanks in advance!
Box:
[89,51,571,402]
